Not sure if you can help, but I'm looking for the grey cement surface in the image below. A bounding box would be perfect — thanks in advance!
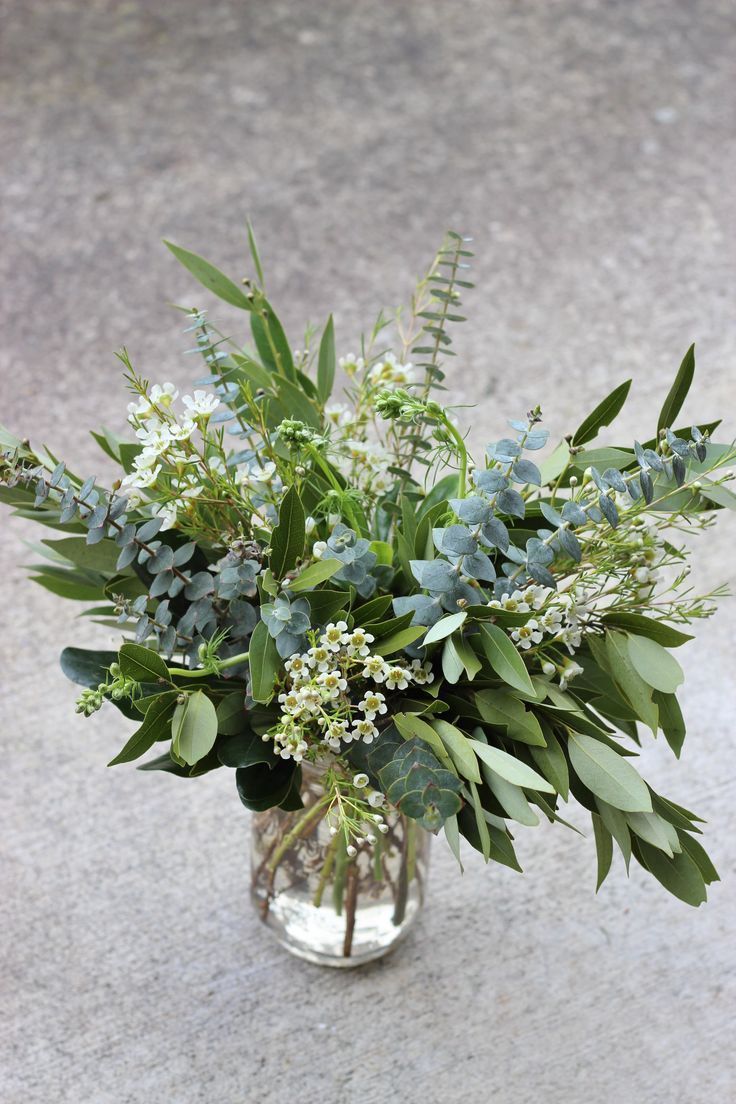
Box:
[1,1,735,1101]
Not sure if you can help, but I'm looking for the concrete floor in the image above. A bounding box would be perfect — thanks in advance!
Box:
[1,1,735,1101]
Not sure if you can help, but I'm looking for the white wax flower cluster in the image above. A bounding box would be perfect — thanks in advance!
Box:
[488,582,586,655]
[268,622,433,763]
[121,381,221,509]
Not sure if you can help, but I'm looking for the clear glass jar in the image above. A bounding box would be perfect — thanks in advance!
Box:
[250,765,431,967]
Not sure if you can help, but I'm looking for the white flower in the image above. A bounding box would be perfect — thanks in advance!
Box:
[338,353,365,376]
[488,590,530,614]
[369,352,408,387]
[150,382,178,407]
[132,448,162,472]
[239,461,277,487]
[135,420,173,454]
[559,660,584,691]
[305,515,317,535]
[279,734,308,761]
[321,621,350,652]
[312,540,328,560]
[358,691,387,720]
[410,660,434,685]
[524,584,552,610]
[511,620,543,650]
[153,501,179,530]
[539,607,564,633]
[351,718,379,744]
[384,665,411,691]
[555,625,582,655]
[317,670,347,699]
[121,465,161,490]
[167,417,196,441]
[322,719,349,750]
[368,791,385,808]
[278,691,303,716]
[285,654,310,680]
[182,390,220,417]
[362,655,389,682]
[127,383,178,422]
[353,773,369,789]
[306,645,332,672]
[541,660,556,677]
[296,686,323,715]
[346,628,375,657]
[357,469,390,494]
[325,402,354,428]
[127,395,151,421]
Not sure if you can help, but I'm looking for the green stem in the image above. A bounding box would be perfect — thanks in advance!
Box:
[266,796,329,875]
[442,416,468,498]
[312,833,340,908]
[167,651,249,678]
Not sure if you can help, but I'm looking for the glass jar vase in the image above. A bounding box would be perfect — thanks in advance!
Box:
[250,766,431,966]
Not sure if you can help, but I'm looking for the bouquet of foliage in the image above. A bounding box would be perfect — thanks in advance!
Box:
[2,229,734,911]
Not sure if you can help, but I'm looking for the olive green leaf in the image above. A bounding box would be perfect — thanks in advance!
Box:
[591,812,613,891]
[270,486,306,579]
[171,690,218,766]
[248,620,280,703]
[625,633,684,694]
[163,240,253,311]
[657,344,695,436]
[479,622,534,694]
[317,314,336,403]
[572,379,632,447]
[468,739,555,793]
[568,732,652,812]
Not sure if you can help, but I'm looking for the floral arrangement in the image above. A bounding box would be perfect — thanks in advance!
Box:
[2,229,734,912]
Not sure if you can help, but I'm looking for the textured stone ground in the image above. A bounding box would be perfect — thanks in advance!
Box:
[1,2,735,1101]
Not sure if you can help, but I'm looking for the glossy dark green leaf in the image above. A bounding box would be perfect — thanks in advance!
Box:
[571,380,632,447]
[119,642,170,684]
[218,729,276,769]
[107,692,177,766]
[657,344,695,435]
[216,691,248,735]
[60,647,118,688]
[235,759,297,811]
